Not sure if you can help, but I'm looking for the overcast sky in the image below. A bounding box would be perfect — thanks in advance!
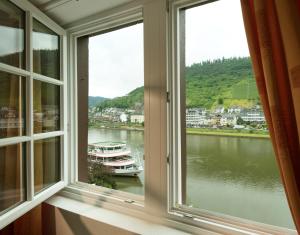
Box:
[89,24,144,98]
[89,0,250,98]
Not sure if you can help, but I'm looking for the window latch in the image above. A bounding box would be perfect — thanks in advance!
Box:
[183,213,194,219]
[167,92,170,103]
[124,199,135,204]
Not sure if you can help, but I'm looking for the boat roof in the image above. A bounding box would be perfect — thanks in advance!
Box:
[89,150,131,158]
[88,142,126,148]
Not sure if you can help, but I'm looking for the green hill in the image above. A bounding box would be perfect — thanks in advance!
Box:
[96,87,144,110]
[89,96,107,107]
[185,57,259,108]
[96,57,259,110]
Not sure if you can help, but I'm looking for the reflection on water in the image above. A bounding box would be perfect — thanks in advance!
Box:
[186,135,280,189]
[88,128,294,229]
[186,135,294,229]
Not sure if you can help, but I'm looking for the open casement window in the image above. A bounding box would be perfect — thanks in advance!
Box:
[76,20,145,198]
[169,0,296,233]
[0,0,66,229]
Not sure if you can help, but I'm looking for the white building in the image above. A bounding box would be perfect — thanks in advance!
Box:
[119,113,128,122]
[186,108,207,127]
[220,115,237,126]
[240,110,265,123]
[130,114,144,124]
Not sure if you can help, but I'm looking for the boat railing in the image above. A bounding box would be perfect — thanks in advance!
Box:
[89,147,130,154]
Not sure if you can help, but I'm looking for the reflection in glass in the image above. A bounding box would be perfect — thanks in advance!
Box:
[33,19,60,79]
[34,137,60,194]
[0,0,25,68]
[0,71,26,138]
[33,80,60,133]
[0,143,26,214]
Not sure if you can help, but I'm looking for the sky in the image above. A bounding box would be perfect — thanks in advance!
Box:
[89,24,144,98]
[89,0,250,98]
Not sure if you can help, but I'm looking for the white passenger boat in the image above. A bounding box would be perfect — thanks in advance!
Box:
[88,142,143,176]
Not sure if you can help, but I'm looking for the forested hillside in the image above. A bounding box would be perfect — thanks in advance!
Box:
[89,96,107,107]
[94,57,259,110]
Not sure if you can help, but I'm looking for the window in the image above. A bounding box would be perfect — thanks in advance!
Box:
[0,0,25,69]
[170,0,294,230]
[67,1,296,234]
[0,0,66,229]
[77,22,145,196]
[33,18,60,80]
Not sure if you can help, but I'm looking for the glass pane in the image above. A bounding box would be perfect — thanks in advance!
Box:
[0,71,26,138]
[80,23,144,195]
[180,0,294,229]
[33,80,60,133]
[0,0,25,68]
[34,136,60,193]
[33,19,60,79]
[0,143,26,214]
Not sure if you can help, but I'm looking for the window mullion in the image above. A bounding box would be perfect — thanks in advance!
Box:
[26,11,34,201]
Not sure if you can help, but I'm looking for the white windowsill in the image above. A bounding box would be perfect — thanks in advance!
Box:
[45,195,202,235]
[50,186,297,235]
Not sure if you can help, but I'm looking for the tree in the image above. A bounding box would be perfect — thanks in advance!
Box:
[88,162,117,189]
[237,116,244,125]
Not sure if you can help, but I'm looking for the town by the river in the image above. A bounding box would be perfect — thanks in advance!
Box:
[88,128,295,229]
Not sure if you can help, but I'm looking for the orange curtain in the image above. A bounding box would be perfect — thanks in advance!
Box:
[241,0,300,231]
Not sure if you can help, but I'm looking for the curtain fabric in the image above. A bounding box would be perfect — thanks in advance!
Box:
[241,0,300,231]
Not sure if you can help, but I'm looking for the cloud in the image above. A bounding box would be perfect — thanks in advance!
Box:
[89,0,250,98]
[89,23,144,98]
[185,0,249,65]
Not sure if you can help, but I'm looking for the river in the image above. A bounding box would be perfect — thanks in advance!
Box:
[88,128,294,229]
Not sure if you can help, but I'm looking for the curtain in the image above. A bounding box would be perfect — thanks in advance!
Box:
[241,0,300,231]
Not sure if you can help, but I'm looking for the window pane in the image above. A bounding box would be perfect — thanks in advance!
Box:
[34,136,60,194]
[0,0,25,68]
[0,0,25,69]
[33,80,60,133]
[0,71,26,138]
[78,23,144,195]
[0,143,26,214]
[33,19,60,79]
[180,0,294,229]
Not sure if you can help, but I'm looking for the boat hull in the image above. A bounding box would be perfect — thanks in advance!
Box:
[112,167,143,176]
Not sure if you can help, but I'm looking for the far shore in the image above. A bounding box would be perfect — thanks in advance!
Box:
[89,125,270,139]
[186,129,270,139]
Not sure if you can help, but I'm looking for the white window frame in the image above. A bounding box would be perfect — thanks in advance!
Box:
[0,0,68,230]
[24,0,294,233]
[168,0,296,234]
[66,0,170,222]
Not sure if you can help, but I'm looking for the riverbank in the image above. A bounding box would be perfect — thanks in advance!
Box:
[89,124,270,138]
[186,128,270,139]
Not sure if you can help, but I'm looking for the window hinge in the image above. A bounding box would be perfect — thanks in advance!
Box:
[166,1,170,13]
[166,91,170,103]
[167,155,170,164]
